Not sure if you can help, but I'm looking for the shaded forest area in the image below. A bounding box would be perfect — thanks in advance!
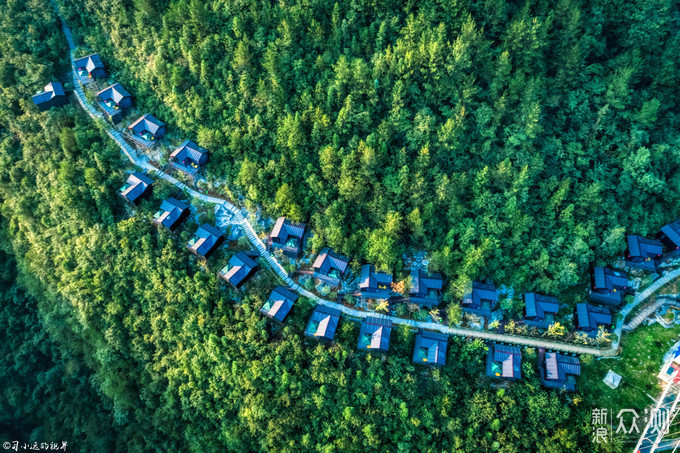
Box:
[60,0,680,299]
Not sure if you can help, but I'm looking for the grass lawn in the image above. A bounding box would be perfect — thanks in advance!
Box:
[581,324,680,414]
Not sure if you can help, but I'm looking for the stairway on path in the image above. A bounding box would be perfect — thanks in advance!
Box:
[623,296,678,332]
[623,268,680,318]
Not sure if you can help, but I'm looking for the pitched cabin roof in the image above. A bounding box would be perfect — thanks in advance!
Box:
[119,172,152,203]
[129,113,165,136]
[188,224,224,256]
[542,352,581,390]
[270,217,306,242]
[32,82,65,105]
[357,317,392,352]
[412,330,448,366]
[153,198,188,229]
[462,281,498,310]
[221,252,257,288]
[661,220,680,249]
[73,53,104,73]
[410,269,443,295]
[170,140,209,166]
[96,83,131,104]
[591,267,630,306]
[524,293,560,319]
[313,247,350,276]
[305,305,341,341]
[360,265,393,292]
[487,344,522,379]
[575,303,612,330]
[627,235,663,259]
[261,286,298,323]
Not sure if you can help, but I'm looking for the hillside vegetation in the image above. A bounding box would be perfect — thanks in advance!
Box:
[60,0,680,298]
[0,0,676,451]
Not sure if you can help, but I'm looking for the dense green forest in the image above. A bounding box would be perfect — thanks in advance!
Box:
[0,0,676,450]
[60,0,680,299]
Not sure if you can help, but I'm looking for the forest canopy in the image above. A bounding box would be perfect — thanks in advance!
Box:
[59,0,680,298]
[0,0,676,451]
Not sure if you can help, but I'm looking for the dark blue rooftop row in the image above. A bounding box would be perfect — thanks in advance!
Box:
[257,294,582,390]
[69,52,212,173]
[114,174,582,389]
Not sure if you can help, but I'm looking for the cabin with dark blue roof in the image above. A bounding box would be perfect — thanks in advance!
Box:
[305,305,341,341]
[409,269,443,306]
[523,293,560,329]
[73,53,106,83]
[538,348,581,392]
[462,281,498,318]
[661,220,680,251]
[96,83,133,123]
[486,344,522,380]
[412,330,447,366]
[170,140,209,177]
[357,317,392,353]
[267,217,306,257]
[32,82,68,111]
[118,172,153,205]
[590,267,631,308]
[187,224,224,258]
[219,252,258,289]
[359,265,393,302]
[261,286,298,323]
[312,247,350,287]
[128,114,166,148]
[626,235,663,271]
[153,198,189,231]
[574,303,612,337]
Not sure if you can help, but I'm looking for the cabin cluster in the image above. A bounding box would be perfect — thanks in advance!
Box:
[115,174,588,390]
[117,170,678,391]
[117,172,258,292]
[70,52,210,178]
[257,218,680,392]
[570,228,673,339]
[264,216,674,346]
[100,38,677,392]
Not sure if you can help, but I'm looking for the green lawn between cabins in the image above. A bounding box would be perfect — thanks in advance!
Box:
[581,324,680,415]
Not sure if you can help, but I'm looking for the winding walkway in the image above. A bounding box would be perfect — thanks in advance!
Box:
[621,268,680,322]
[56,14,678,358]
[623,297,678,332]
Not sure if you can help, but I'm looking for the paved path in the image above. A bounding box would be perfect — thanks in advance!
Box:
[621,268,680,322]
[56,13,680,358]
[623,296,678,332]
[601,269,680,355]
